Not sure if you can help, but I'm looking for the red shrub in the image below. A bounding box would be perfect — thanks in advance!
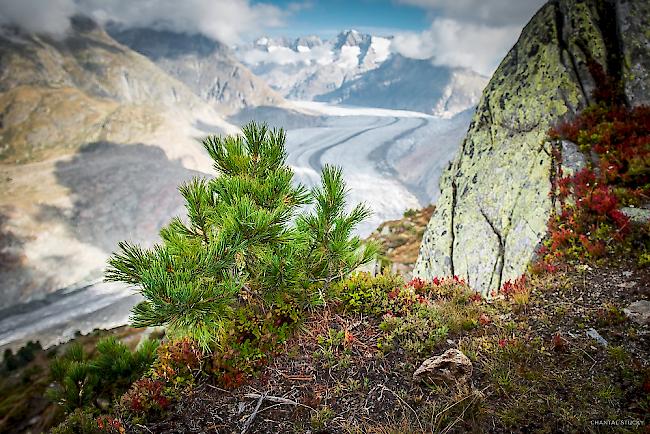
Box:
[541,97,650,271]
[96,416,125,433]
[407,277,426,291]
[121,378,170,415]
[500,275,527,298]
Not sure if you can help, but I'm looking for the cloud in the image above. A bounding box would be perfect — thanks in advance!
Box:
[391,0,546,76]
[0,0,285,44]
[0,0,76,36]
[392,18,521,76]
[395,0,546,27]
[241,43,335,67]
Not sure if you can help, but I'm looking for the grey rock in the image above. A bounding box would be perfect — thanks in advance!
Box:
[413,349,473,386]
[620,207,650,224]
[624,300,650,326]
[415,0,650,296]
[560,140,588,177]
[586,328,608,347]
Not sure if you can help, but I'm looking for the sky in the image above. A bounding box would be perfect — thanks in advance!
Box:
[0,0,546,76]
[252,0,432,38]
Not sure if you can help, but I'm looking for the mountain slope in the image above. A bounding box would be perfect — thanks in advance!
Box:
[316,55,488,117]
[107,27,285,115]
[414,0,650,295]
[0,17,239,309]
[238,30,486,117]
[0,16,236,165]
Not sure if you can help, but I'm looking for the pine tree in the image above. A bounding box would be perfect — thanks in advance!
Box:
[297,165,377,291]
[106,122,377,348]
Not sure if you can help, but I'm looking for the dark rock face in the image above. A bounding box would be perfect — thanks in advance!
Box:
[415,0,650,295]
[108,27,284,114]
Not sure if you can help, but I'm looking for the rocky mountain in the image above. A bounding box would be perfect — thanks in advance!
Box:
[0,16,236,165]
[414,0,650,295]
[238,30,487,117]
[0,17,241,308]
[237,30,392,100]
[107,27,285,115]
[316,54,488,117]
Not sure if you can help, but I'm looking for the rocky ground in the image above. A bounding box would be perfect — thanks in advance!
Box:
[2,209,648,433]
[367,205,435,278]
[140,260,649,433]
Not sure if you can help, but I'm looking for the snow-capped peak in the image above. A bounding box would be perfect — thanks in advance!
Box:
[334,29,369,50]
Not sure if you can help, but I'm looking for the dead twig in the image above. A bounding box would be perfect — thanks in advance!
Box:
[437,387,488,434]
[241,393,265,434]
[243,393,316,412]
[205,383,232,394]
[278,371,314,381]
[135,424,153,433]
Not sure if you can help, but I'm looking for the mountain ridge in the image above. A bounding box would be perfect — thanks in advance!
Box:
[107,26,286,115]
[238,29,487,117]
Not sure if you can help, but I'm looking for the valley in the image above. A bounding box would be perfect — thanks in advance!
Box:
[0,19,479,352]
[0,103,468,351]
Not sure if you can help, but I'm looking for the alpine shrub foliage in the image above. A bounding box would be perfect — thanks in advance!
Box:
[47,337,158,413]
[107,122,377,348]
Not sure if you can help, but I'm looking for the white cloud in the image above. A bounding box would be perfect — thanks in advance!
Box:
[0,0,76,36]
[392,18,521,76]
[390,0,546,76]
[241,44,335,67]
[0,0,285,44]
[396,0,546,27]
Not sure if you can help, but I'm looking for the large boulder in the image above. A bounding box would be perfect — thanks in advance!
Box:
[414,0,650,295]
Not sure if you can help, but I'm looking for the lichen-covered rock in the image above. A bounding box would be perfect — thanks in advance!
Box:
[618,0,650,106]
[413,349,473,386]
[415,0,650,296]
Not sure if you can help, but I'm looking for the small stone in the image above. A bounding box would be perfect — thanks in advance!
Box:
[623,300,650,326]
[413,349,473,387]
[620,207,650,224]
[586,328,608,347]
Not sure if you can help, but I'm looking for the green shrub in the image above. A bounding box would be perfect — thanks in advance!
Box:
[379,304,449,355]
[51,409,125,434]
[376,277,484,356]
[333,271,403,314]
[47,337,158,414]
[106,122,378,349]
[403,208,417,218]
